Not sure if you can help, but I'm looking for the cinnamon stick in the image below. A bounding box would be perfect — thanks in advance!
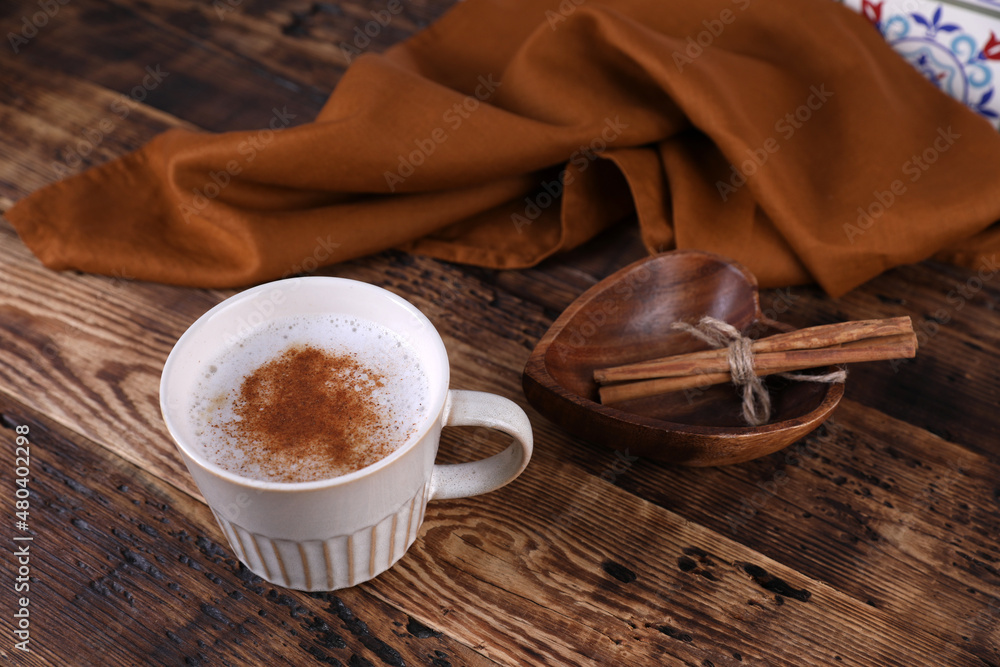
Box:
[594,317,913,384]
[598,331,916,405]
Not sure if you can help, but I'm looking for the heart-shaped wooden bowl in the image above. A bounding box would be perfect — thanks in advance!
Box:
[522,250,844,466]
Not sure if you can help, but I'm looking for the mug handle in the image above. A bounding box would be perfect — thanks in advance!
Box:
[429,390,534,500]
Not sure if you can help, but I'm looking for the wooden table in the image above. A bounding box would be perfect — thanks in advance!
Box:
[1,1,998,665]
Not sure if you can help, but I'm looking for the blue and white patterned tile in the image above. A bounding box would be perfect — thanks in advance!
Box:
[840,0,1000,127]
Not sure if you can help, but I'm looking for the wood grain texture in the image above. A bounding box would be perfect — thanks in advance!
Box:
[0,218,225,498]
[0,0,328,131]
[2,0,1000,664]
[6,211,998,663]
[559,400,1000,662]
[0,57,194,199]
[0,392,498,666]
[119,0,451,89]
[768,262,1000,459]
[373,411,997,666]
[3,215,1000,663]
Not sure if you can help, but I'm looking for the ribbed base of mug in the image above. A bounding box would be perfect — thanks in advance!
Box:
[210,481,430,591]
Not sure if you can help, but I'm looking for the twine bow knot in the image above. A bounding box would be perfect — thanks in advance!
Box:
[671,317,847,426]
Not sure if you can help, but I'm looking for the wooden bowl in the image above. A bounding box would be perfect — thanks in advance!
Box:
[522,250,844,466]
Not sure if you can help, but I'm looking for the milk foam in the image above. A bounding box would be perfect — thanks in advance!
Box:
[189,313,430,482]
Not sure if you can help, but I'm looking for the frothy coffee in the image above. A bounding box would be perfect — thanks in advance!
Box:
[190,314,429,483]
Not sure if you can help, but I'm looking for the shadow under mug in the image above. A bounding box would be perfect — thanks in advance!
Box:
[159,277,533,591]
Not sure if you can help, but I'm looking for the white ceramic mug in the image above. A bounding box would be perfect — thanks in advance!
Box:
[160,277,533,591]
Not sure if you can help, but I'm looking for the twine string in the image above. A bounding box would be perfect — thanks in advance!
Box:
[671,316,847,426]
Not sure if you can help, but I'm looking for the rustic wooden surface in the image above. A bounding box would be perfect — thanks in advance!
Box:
[1,1,999,665]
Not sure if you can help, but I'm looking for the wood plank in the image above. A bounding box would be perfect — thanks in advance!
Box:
[0,391,498,666]
[366,416,990,666]
[0,216,226,498]
[5,209,998,663]
[0,57,194,199]
[114,0,454,92]
[336,240,1000,661]
[0,0,459,200]
[471,223,648,316]
[2,2,999,662]
[0,0,328,132]
[563,399,1000,661]
[4,371,982,665]
[761,261,1000,458]
[0,0,453,203]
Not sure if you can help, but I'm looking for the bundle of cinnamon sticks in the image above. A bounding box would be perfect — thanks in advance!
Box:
[595,316,917,405]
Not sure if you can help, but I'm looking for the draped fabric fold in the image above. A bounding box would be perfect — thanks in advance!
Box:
[7,0,1000,296]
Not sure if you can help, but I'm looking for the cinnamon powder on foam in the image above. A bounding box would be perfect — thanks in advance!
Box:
[216,343,404,483]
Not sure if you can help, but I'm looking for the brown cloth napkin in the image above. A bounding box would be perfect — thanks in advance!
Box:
[7,0,1000,296]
